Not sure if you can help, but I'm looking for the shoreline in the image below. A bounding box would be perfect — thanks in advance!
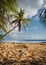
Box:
[0,42,46,44]
[1,39,46,43]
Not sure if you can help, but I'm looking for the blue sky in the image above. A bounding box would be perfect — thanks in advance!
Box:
[6,15,46,41]
[1,0,46,41]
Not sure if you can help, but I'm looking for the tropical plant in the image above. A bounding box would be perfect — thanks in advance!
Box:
[11,9,31,32]
[0,34,3,40]
[2,9,31,38]
[0,0,18,13]
[0,0,18,40]
[0,0,18,32]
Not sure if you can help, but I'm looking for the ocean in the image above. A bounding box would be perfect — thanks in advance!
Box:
[2,39,46,43]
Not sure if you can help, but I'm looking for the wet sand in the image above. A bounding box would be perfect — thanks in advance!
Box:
[0,42,46,65]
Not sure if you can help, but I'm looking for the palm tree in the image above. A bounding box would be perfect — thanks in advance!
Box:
[0,0,18,40]
[11,9,31,32]
[0,0,18,32]
[2,9,31,38]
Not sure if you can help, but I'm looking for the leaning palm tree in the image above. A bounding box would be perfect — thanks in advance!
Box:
[2,9,31,38]
[0,0,18,40]
[0,0,18,32]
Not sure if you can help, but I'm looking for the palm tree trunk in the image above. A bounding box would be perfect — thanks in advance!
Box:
[3,24,18,38]
[18,20,21,32]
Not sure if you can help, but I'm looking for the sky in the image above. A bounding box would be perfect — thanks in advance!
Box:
[18,0,43,17]
[1,0,46,42]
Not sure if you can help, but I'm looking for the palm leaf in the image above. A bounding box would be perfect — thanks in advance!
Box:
[0,15,7,32]
[22,18,31,29]
[22,18,31,22]
[0,23,7,32]
[10,19,18,24]
[0,34,3,40]
[0,0,18,33]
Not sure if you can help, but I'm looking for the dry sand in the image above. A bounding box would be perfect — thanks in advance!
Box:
[0,42,46,65]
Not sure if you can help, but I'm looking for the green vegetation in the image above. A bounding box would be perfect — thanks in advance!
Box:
[0,1,31,40]
[0,34,3,40]
[11,9,31,32]
[0,0,18,32]
[2,9,31,38]
[0,0,18,40]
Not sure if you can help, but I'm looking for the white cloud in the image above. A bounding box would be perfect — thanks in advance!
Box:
[30,26,38,30]
[34,26,38,29]
[39,0,43,7]
[31,34,46,39]
[9,32,46,40]
[18,0,43,17]
[25,8,37,17]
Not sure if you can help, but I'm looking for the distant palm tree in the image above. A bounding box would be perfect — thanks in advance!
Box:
[2,9,31,38]
[11,9,31,32]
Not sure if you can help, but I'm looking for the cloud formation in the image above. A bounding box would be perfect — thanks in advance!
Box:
[18,0,43,9]
[18,0,43,17]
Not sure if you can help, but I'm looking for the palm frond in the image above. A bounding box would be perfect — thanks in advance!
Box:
[0,0,18,12]
[0,34,3,40]
[0,0,18,33]
[23,18,31,21]
[10,19,18,24]
[0,25,7,32]
[22,18,31,29]
[0,14,8,32]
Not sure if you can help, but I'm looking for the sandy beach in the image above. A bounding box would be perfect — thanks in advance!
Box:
[0,42,46,65]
